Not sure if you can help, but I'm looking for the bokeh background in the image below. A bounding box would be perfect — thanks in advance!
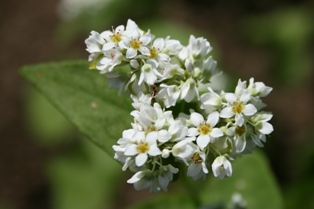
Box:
[0,0,314,208]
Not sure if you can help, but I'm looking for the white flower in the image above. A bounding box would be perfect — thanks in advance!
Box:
[101,24,125,50]
[226,125,247,154]
[172,138,197,165]
[131,92,152,110]
[200,87,223,113]
[131,103,170,136]
[97,49,123,73]
[127,170,158,192]
[124,132,161,167]
[220,92,257,126]
[157,84,181,108]
[121,25,152,58]
[148,38,170,62]
[158,165,179,191]
[138,60,162,85]
[127,165,178,192]
[179,35,212,61]
[85,30,106,54]
[162,37,183,55]
[188,112,223,148]
[248,78,272,97]
[187,150,208,180]
[251,113,274,135]
[211,156,232,179]
[180,78,198,102]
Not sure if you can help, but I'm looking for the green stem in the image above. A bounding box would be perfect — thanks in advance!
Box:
[182,169,202,208]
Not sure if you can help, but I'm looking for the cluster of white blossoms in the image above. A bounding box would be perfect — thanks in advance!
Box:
[85,19,274,192]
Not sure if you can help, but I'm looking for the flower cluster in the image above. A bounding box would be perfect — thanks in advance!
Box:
[85,19,274,192]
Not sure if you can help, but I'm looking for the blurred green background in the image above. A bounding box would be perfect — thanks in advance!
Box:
[0,0,314,208]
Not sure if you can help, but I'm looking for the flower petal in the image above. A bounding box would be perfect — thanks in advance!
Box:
[220,107,234,118]
[190,112,204,127]
[136,153,148,166]
[224,93,237,103]
[210,128,223,138]
[242,104,257,116]
[207,111,219,127]
[197,134,210,148]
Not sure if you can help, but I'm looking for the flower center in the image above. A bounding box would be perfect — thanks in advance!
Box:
[110,33,121,43]
[145,126,157,134]
[149,47,158,57]
[137,141,149,153]
[236,125,245,136]
[232,101,244,114]
[198,123,211,135]
[130,39,142,49]
[191,152,203,164]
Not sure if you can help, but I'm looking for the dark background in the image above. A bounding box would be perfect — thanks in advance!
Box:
[0,0,313,208]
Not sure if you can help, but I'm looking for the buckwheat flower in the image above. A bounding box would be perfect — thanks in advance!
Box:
[131,92,152,110]
[121,28,152,59]
[189,35,212,59]
[85,30,106,54]
[167,120,189,142]
[148,38,170,62]
[251,112,274,135]
[158,164,179,191]
[226,125,247,154]
[187,150,208,180]
[127,170,158,192]
[131,103,168,132]
[85,31,107,70]
[127,165,178,192]
[180,78,199,102]
[220,92,257,126]
[200,87,223,113]
[101,25,125,51]
[124,131,161,167]
[97,49,123,73]
[211,155,232,179]
[157,84,181,107]
[138,60,162,85]
[247,78,273,97]
[162,37,183,55]
[179,35,212,62]
[188,112,223,148]
[125,19,141,34]
[172,138,197,165]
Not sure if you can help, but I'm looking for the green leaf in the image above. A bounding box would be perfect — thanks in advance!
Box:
[201,150,283,209]
[48,140,122,209]
[20,60,132,156]
[24,87,73,145]
[127,194,195,209]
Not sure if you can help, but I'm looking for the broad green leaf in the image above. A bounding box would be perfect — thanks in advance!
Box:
[127,194,195,209]
[20,60,132,156]
[24,87,73,145]
[48,140,122,209]
[201,150,283,209]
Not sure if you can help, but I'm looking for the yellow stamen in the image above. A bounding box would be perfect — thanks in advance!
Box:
[191,152,203,164]
[232,101,244,114]
[198,123,211,135]
[130,39,141,49]
[137,141,149,153]
[236,125,245,136]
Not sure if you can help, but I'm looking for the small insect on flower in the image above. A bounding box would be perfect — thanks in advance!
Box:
[150,84,158,98]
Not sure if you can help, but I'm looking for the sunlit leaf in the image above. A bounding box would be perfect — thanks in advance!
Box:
[24,88,73,145]
[201,150,283,209]
[20,60,132,156]
[127,194,195,209]
[48,140,122,209]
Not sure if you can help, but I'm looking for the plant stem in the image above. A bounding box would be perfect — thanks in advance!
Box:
[182,170,202,208]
